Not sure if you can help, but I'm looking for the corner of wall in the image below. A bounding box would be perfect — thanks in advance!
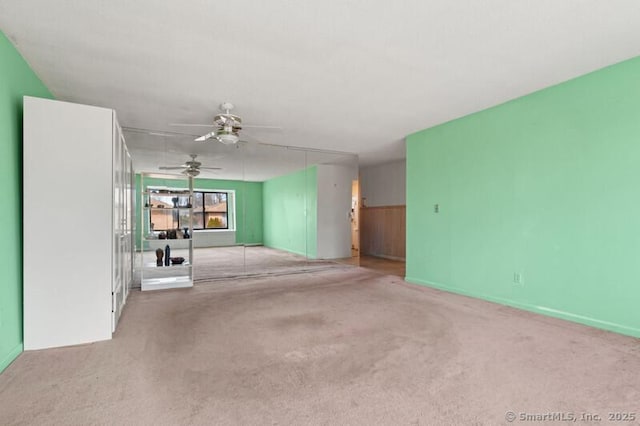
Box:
[0,32,53,373]
[0,343,24,373]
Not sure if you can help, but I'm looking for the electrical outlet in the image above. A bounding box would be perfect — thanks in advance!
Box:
[434,204,439,213]
[513,272,523,285]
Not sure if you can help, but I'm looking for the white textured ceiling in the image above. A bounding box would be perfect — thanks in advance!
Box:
[1,0,639,178]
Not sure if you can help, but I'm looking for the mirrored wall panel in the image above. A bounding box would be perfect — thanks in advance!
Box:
[126,128,359,286]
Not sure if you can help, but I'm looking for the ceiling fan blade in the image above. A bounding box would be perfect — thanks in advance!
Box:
[199,166,222,170]
[122,127,200,137]
[194,131,217,142]
[159,166,187,170]
[170,123,215,127]
[241,124,283,129]
[170,123,281,129]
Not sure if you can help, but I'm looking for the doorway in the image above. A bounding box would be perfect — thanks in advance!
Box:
[351,179,360,258]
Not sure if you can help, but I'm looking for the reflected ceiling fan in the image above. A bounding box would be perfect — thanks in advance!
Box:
[159,154,220,177]
[170,102,280,145]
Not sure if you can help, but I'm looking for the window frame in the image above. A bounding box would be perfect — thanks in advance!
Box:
[148,187,235,232]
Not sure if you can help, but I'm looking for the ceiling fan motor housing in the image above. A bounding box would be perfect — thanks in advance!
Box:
[214,113,242,127]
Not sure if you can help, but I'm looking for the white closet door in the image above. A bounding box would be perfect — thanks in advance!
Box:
[24,97,113,350]
[123,146,134,301]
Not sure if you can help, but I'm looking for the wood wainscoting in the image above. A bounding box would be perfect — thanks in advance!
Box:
[360,205,406,260]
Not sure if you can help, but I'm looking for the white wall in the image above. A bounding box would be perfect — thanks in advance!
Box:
[316,164,356,259]
[360,159,406,207]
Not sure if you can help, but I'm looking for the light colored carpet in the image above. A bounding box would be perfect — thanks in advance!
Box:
[1,268,639,425]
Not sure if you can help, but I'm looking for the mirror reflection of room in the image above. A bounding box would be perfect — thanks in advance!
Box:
[132,136,360,287]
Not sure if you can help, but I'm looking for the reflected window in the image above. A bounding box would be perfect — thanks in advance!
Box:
[193,192,205,229]
[148,188,231,231]
[148,191,190,231]
[202,192,228,229]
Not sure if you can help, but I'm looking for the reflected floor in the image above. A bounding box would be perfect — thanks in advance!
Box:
[193,246,346,282]
[191,246,406,282]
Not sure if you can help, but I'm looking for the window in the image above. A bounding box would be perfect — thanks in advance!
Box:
[193,191,229,230]
[149,188,233,231]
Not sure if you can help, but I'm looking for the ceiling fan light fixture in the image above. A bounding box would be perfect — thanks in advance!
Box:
[183,168,200,177]
[216,133,239,145]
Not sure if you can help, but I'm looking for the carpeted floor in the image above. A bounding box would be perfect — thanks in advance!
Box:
[1,268,639,425]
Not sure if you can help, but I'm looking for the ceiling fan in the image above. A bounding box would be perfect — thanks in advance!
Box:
[170,102,280,144]
[158,154,221,177]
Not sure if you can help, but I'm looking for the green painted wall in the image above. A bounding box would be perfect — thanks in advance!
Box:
[263,166,317,258]
[195,178,263,244]
[0,32,53,372]
[135,175,263,247]
[406,56,640,338]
